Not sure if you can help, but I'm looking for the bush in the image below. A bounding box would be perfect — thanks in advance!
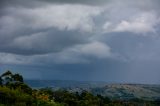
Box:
[0,86,34,106]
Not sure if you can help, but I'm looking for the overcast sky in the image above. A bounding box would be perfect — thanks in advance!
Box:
[0,0,160,84]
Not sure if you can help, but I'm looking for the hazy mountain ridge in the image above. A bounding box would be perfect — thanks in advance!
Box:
[25,80,160,101]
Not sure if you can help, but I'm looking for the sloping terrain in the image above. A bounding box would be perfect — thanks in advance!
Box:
[91,84,160,100]
[26,80,160,100]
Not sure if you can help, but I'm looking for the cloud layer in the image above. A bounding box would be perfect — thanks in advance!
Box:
[0,0,160,83]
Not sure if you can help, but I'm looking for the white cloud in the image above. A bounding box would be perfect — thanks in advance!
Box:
[103,12,160,34]
[103,22,112,31]
[73,41,111,58]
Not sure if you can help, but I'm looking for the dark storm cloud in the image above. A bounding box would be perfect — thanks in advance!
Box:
[0,2,102,55]
[0,29,88,55]
[1,0,160,8]
[0,0,45,9]
[0,0,160,58]
[0,0,160,84]
[0,0,109,8]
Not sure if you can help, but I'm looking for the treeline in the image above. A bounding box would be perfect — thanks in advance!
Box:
[0,70,160,106]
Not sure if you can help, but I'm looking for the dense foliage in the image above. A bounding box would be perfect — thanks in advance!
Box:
[0,71,160,106]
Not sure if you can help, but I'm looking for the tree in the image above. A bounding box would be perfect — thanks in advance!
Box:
[0,77,2,85]
[12,73,24,82]
[1,70,24,86]
[0,71,31,94]
[1,70,13,85]
[1,70,12,77]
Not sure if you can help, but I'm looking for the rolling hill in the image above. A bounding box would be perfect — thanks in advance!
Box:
[25,80,160,101]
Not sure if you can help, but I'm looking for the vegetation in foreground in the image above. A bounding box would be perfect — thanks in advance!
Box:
[0,70,160,106]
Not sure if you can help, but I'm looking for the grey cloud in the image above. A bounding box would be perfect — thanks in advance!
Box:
[0,4,101,55]
[0,41,112,65]
[0,0,110,8]
[0,0,160,83]
[99,31,160,61]
[0,29,89,55]
[1,0,160,57]
[1,0,160,9]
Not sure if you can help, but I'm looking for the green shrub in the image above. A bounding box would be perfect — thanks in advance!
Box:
[0,86,34,106]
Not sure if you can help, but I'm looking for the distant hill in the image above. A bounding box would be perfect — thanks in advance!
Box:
[25,80,160,101]
[91,84,160,100]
